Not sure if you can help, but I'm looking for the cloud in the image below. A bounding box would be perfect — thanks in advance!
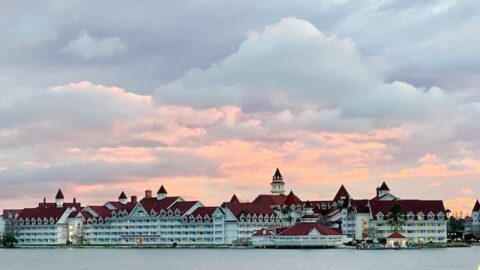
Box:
[155,17,451,129]
[62,30,127,60]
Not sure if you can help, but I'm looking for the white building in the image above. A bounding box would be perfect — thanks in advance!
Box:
[465,199,480,236]
[0,215,4,239]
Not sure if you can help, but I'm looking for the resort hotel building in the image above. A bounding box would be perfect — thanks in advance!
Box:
[0,169,450,247]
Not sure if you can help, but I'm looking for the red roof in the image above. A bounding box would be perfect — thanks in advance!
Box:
[157,185,167,194]
[55,189,64,199]
[387,232,405,239]
[473,199,480,212]
[139,196,180,213]
[190,207,218,218]
[369,200,446,220]
[252,194,287,205]
[169,201,199,214]
[333,185,350,202]
[278,223,342,236]
[86,206,113,218]
[106,201,137,213]
[229,194,240,203]
[351,199,369,213]
[18,207,68,224]
[283,191,303,206]
[253,229,273,237]
[223,202,275,219]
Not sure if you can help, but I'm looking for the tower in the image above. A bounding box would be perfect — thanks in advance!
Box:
[270,168,285,194]
[157,185,167,200]
[376,182,390,198]
[55,189,64,207]
[118,191,128,204]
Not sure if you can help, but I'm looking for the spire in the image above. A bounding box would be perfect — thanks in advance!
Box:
[157,185,167,194]
[379,182,390,191]
[118,191,127,200]
[55,189,64,199]
[156,185,167,200]
[230,194,240,203]
[473,199,480,212]
[333,185,350,202]
[55,189,64,207]
[273,168,283,181]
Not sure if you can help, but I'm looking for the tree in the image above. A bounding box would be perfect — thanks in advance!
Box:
[387,204,405,232]
[1,232,18,248]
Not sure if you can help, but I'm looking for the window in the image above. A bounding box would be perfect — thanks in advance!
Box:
[376,213,384,220]
[427,212,435,220]
[438,212,445,220]
[407,212,415,220]
[417,212,424,220]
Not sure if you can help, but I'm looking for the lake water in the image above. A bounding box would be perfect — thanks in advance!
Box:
[1,246,479,270]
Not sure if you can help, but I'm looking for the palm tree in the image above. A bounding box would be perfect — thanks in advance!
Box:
[1,232,18,248]
[387,204,405,232]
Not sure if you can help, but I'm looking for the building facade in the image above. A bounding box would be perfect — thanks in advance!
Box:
[2,169,450,247]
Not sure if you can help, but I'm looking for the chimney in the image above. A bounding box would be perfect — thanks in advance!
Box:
[43,197,46,204]
[73,197,76,204]
[131,196,137,203]
[145,189,152,198]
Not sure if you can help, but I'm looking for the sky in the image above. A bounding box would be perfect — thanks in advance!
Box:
[1,0,479,215]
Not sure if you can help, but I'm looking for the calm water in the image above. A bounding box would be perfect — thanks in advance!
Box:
[0,246,479,270]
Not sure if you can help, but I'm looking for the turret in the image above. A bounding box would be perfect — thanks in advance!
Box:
[118,191,128,204]
[157,185,167,200]
[270,168,285,194]
[55,189,64,207]
[377,182,390,198]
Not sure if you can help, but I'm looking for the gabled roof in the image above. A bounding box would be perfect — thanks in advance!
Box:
[387,232,405,239]
[85,206,113,218]
[379,182,390,191]
[106,201,137,213]
[157,185,167,194]
[169,201,199,214]
[189,207,218,218]
[229,194,240,203]
[473,199,480,212]
[55,189,64,199]
[118,191,127,200]
[278,223,341,236]
[283,191,303,206]
[18,207,68,224]
[223,202,275,220]
[139,196,180,213]
[252,194,287,205]
[333,185,350,202]
[369,200,446,220]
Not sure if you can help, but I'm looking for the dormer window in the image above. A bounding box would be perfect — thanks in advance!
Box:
[20,218,24,225]
[44,217,48,224]
[252,214,257,222]
[417,212,424,220]
[98,217,104,224]
[111,211,116,217]
[204,215,210,222]
[427,212,435,220]
[150,209,156,216]
[160,209,166,216]
[246,214,251,222]
[376,213,384,220]
[174,209,181,216]
[25,218,30,225]
[407,212,414,220]
[50,217,55,224]
[167,209,173,216]
[270,215,275,222]
[189,215,195,222]
[181,216,187,222]
[438,212,445,220]
[322,204,326,209]
[240,214,245,222]
[290,205,296,211]
[196,215,202,222]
